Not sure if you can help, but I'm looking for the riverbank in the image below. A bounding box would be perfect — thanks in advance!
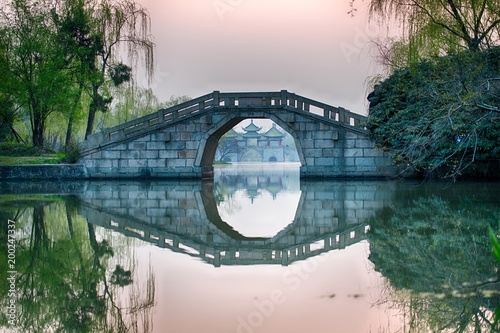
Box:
[0,164,87,180]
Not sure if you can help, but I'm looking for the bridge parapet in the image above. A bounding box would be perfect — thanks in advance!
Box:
[79,90,367,155]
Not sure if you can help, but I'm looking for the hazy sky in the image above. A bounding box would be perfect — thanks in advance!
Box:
[136,0,384,115]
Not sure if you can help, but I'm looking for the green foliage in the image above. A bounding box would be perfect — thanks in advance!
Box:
[489,226,500,264]
[0,39,23,143]
[367,48,500,179]
[0,142,88,165]
[0,0,74,147]
[110,265,133,287]
[368,185,500,332]
[0,101,22,143]
[0,199,156,333]
[0,143,55,157]
[62,141,81,163]
[160,95,192,108]
[489,225,500,329]
[83,0,155,138]
[370,196,499,290]
[110,63,132,86]
[102,84,190,128]
[0,0,156,146]
[362,0,500,69]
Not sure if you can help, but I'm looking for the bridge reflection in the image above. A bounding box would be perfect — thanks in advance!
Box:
[77,179,394,267]
[215,163,300,201]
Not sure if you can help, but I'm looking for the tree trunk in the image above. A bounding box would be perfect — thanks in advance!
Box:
[84,107,96,140]
[85,85,99,139]
[66,80,84,145]
[8,124,25,144]
[32,113,45,148]
[33,203,47,250]
[65,112,74,146]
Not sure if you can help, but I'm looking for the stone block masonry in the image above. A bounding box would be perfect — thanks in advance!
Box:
[80,119,207,179]
[78,108,396,179]
[77,91,401,179]
[0,164,87,180]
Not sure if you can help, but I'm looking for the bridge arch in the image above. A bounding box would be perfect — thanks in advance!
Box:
[196,112,306,178]
[78,91,396,179]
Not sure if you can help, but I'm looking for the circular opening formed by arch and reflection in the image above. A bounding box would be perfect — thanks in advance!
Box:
[211,119,302,238]
[213,162,301,238]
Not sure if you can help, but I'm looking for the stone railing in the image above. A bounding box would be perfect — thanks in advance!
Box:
[83,203,368,267]
[79,90,367,154]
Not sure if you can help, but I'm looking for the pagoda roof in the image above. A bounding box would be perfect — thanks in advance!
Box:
[241,131,262,138]
[263,124,284,138]
[242,120,261,133]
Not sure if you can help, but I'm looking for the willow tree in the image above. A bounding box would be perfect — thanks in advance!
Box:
[365,0,500,66]
[54,0,98,146]
[83,0,155,139]
[0,30,23,143]
[0,0,75,147]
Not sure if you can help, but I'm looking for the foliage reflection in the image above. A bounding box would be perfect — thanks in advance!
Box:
[0,196,155,333]
[368,185,500,332]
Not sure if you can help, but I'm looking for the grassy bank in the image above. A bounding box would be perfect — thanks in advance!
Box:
[0,142,66,165]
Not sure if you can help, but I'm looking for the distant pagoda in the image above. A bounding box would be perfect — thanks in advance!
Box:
[216,120,298,162]
[239,121,284,147]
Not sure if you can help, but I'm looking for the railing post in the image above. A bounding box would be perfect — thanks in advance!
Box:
[102,129,110,142]
[338,107,346,123]
[280,90,288,106]
[213,90,220,106]
[157,109,164,123]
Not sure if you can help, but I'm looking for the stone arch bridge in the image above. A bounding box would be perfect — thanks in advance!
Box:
[79,91,394,179]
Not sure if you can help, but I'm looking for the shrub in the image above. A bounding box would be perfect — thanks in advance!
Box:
[62,142,81,163]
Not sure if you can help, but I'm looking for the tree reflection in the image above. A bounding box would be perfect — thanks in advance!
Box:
[0,196,155,333]
[368,196,500,332]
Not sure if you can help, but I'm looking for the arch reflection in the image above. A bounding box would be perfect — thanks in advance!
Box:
[76,177,392,267]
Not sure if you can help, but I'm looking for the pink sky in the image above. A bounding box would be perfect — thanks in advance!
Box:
[136,0,384,115]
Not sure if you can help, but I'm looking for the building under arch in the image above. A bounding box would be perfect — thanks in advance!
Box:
[215,120,300,163]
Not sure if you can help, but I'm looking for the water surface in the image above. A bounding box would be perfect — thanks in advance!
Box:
[1,163,499,333]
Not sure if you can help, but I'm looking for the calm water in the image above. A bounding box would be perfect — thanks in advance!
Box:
[1,163,500,333]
